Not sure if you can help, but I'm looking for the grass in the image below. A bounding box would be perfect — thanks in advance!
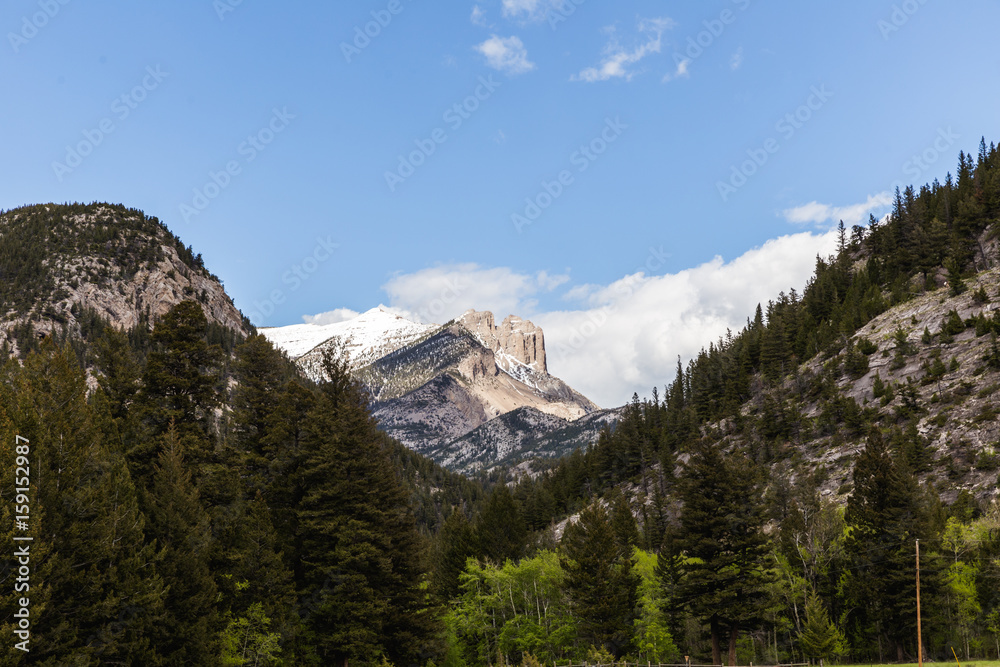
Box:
[833,662,1000,667]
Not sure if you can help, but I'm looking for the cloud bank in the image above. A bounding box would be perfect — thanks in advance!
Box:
[305,230,838,407]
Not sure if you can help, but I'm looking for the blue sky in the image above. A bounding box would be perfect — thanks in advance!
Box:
[3,0,999,406]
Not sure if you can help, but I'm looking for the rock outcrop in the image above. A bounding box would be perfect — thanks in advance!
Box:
[266,307,604,472]
[459,310,547,373]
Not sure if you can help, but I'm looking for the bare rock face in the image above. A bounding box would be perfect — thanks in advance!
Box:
[459,310,547,372]
[457,345,499,382]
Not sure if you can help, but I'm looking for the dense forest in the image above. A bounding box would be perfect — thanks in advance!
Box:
[426,139,1000,665]
[0,301,480,666]
[0,139,998,665]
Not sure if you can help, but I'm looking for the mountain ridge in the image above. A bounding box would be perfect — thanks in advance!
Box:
[263,307,608,470]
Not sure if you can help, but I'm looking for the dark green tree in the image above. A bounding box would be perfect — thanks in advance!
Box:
[611,492,640,557]
[134,300,223,478]
[843,428,929,661]
[561,502,639,658]
[431,508,477,601]
[666,441,772,665]
[474,484,527,565]
[295,351,436,666]
[147,423,220,665]
[0,343,165,664]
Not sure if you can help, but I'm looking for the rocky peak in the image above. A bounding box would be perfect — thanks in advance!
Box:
[459,309,547,373]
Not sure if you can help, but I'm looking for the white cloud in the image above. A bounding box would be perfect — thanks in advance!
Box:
[470,5,487,27]
[501,0,566,22]
[381,263,568,324]
[730,47,744,70]
[502,0,540,18]
[573,17,673,83]
[475,35,535,75]
[302,308,361,326]
[535,230,839,407]
[783,192,894,228]
[355,231,837,407]
[662,56,690,83]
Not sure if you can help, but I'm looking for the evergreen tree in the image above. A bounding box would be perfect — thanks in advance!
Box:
[147,423,220,664]
[134,300,223,478]
[0,343,166,664]
[798,591,846,664]
[432,508,477,600]
[474,484,527,565]
[843,428,929,661]
[611,492,640,557]
[296,350,436,666]
[561,502,639,658]
[230,334,294,492]
[666,441,772,665]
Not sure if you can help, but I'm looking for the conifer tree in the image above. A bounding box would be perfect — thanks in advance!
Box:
[432,508,477,600]
[561,502,639,658]
[843,428,930,661]
[474,484,527,565]
[798,591,846,664]
[230,334,293,492]
[666,441,771,665]
[147,423,220,665]
[296,350,435,666]
[611,492,640,557]
[134,300,223,477]
[0,343,165,663]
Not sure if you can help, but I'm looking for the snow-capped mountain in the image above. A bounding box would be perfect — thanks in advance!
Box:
[261,306,436,374]
[262,307,610,473]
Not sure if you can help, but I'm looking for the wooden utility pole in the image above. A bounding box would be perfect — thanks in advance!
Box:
[916,539,923,667]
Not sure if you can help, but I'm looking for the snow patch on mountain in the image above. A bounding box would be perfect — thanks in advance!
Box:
[261,306,435,367]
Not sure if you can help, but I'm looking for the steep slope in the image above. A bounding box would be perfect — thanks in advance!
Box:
[430,405,625,475]
[429,406,570,473]
[265,308,603,471]
[781,268,1000,501]
[0,203,252,351]
[261,306,435,374]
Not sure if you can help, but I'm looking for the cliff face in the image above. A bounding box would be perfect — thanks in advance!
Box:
[0,203,251,352]
[265,308,605,472]
[459,310,547,373]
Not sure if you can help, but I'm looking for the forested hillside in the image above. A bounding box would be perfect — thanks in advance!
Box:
[0,203,252,357]
[1,139,999,666]
[0,298,483,665]
[424,140,1000,665]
